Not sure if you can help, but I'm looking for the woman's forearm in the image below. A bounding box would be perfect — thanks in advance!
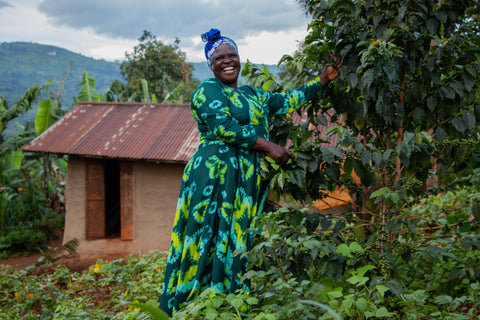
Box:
[252,137,295,164]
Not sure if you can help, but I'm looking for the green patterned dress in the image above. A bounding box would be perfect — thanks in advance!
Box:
[160,77,323,316]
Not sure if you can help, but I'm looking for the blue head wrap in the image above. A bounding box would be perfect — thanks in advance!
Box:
[201,28,238,69]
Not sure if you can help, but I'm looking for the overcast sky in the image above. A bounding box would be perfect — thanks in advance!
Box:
[0,0,311,64]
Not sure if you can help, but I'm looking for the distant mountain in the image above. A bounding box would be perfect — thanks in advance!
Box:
[0,42,121,107]
[0,42,278,136]
[0,42,278,107]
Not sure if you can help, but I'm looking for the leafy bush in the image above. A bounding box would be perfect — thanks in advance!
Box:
[0,251,166,319]
[1,182,478,319]
[0,161,65,258]
[176,183,479,319]
[1,79,67,258]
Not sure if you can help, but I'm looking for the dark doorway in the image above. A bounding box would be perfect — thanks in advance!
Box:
[104,159,121,237]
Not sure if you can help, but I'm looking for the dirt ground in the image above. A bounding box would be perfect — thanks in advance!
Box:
[0,236,127,273]
[0,251,44,269]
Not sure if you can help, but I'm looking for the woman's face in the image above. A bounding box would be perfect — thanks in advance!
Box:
[210,44,240,88]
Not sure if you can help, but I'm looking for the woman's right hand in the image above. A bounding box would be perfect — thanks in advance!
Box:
[320,54,342,86]
[253,138,295,165]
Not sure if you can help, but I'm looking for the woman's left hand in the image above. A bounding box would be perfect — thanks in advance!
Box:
[252,138,295,165]
[320,54,342,86]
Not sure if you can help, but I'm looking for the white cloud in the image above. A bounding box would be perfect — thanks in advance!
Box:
[239,27,308,64]
[181,25,309,64]
[37,0,308,39]
[0,0,12,9]
[0,0,311,64]
[0,1,136,61]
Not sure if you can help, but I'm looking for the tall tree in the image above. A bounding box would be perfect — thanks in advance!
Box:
[243,0,480,251]
[1,84,43,179]
[0,84,41,145]
[120,30,199,103]
[283,0,480,207]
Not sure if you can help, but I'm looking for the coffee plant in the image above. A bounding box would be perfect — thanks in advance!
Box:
[1,1,480,319]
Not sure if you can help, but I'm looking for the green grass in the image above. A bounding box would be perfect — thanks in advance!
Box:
[0,251,166,319]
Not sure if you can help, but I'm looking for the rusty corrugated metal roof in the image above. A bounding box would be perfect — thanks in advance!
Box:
[22,102,340,163]
[22,102,200,163]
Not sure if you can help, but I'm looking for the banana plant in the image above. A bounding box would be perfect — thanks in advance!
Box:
[76,70,100,102]
[0,83,42,143]
[101,80,123,102]
[141,78,158,103]
[0,83,43,188]
[35,99,57,136]
[162,82,187,104]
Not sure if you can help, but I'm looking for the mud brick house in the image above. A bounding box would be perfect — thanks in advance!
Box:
[22,101,351,258]
[22,102,200,258]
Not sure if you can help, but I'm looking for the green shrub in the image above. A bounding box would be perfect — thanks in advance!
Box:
[0,164,65,258]
[0,251,166,319]
[175,182,480,319]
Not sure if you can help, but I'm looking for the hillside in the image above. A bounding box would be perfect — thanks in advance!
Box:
[0,42,278,107]
[0,42,278,137]
[0,42,121,107]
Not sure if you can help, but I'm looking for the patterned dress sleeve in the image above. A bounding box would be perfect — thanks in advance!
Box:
[245,78,323,116]
[191,79,259,149]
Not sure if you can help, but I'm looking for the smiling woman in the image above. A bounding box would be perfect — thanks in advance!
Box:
[159,28,341,316]
[210,45,241,87]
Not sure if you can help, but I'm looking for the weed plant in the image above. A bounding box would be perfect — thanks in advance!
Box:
[0,251,166,319]
[1,179,478,319]
[174,172,480,319]
[0,159,65,258]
